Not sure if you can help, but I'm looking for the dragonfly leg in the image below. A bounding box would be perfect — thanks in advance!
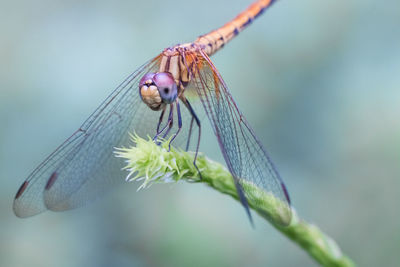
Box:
[167,100,182,152]
[186,117,194,151]
[183,98,202,180]
[155,106,166,134]
[154,104,174,145]
[161,104,174,140]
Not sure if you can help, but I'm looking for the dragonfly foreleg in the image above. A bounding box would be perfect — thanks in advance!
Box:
[161,104,174,140]
[155,106,166,134]
[167,100,182,152]
[153,104,174,145]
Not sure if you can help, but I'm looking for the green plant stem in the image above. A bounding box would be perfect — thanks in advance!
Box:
[115,135,355,267]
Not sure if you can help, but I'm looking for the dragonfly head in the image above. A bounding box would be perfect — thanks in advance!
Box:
[139,72,178,111]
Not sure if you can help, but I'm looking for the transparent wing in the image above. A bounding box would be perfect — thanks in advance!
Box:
[187,50,292,226]
[13,54,198,217]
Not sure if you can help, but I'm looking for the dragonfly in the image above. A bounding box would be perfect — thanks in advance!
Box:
[13,0,292,226]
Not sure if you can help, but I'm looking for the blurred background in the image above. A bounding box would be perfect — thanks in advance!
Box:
[1,0,399,266]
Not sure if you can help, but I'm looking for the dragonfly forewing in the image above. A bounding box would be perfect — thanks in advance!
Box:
[13,57,164,217]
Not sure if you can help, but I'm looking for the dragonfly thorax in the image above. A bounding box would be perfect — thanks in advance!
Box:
[139,72,178,111]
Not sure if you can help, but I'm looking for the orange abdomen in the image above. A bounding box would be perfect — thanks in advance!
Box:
[195,0,277,56]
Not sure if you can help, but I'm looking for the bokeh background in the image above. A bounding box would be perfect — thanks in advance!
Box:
[1,0,399,266]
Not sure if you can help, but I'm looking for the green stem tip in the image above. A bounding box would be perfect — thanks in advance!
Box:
[114,134,355,267]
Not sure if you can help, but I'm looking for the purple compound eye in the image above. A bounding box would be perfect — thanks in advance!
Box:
[139,73,156,88]
[153,72,178,104]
